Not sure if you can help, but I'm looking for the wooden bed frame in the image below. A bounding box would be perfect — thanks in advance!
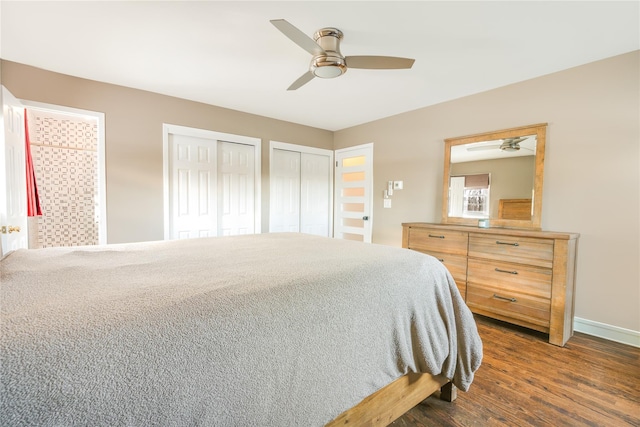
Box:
[498,198,532,220]
[327,373,455,426]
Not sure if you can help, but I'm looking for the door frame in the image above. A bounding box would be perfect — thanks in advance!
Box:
[269,140,334,236]
[162,124,261,239]
[19,99,107,244]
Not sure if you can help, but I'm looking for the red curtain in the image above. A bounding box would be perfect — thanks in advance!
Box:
[25,109,42,216]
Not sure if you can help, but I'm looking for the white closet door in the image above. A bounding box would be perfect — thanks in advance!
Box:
[270,149,301,232]
[169,134,217,239]
[300,152,330,236]
[218,141,255,236]
[165,125,261,240]
[269,142,332,237]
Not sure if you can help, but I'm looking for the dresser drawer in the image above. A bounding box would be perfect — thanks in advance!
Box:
[413,250,467,298]
[407,227,468,255]
[466,283,551,328]
[467,258,552,298]
[469,233,553,268]
[417,251,467,282]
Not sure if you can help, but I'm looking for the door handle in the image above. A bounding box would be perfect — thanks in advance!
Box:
[0,226,21,234]
[362,216,369,221]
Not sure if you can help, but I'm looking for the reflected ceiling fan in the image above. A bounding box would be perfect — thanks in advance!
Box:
[270,19,415,90]
[467,137,532,153]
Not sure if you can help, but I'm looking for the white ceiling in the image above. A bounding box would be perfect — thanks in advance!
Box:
[1,1,638,131]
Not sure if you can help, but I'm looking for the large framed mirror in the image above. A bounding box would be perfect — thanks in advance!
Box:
[442,123,547,230]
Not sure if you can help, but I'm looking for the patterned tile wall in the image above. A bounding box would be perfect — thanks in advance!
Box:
[28,109,99,248]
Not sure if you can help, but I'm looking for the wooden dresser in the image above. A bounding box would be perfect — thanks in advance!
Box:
[402,222,579,346]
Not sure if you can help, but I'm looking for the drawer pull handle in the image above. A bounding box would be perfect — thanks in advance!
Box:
[495,268,518,275]
[429,234,445,239]
[493,294,517,303]
[496,240,519,246]
[437,258,444,262]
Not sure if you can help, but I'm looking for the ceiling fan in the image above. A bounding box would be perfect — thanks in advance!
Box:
[466,137,532,153]
[270,19,415,90]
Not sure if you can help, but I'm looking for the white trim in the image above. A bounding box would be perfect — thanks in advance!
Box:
[163,123,260,146]
[269,140,334,236]
[162,124,262,239]
[336,142,374,152]
[20,100,108,245]
[574,317,640,348]
[162,124,171,240]
[270,140,334,157]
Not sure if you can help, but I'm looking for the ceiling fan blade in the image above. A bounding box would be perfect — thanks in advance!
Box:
[270,19,325,56]
[503,137,527,144]
[287,71,315,91]
[345,56,415,69]
[467,144,501,152]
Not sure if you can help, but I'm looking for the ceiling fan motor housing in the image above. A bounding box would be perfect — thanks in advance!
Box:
[311,27,347,78]
[500,141,520,151]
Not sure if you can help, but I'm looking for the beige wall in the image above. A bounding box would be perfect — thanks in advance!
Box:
[334,51,640,333]
[2,51,638,333]
[1,60,333,243]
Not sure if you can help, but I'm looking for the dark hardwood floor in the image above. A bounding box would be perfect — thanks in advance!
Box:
[393,315,640,427]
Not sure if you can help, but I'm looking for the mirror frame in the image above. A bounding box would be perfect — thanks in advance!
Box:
[442,123,547,230]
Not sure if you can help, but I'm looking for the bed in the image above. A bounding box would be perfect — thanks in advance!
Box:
[0,233,482,426]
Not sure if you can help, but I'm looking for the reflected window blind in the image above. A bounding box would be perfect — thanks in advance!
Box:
[464,173,490,189]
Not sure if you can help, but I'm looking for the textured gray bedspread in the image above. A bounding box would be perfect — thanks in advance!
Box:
[0,233,482,426]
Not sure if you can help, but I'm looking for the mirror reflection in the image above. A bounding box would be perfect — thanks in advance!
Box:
[441,123,546,230]
[449,135,536,220]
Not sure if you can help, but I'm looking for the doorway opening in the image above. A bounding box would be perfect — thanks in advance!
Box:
[23,102,106,247]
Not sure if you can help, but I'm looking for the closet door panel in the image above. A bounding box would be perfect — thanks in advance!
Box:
[300,152,331,237]
[270,149,301,232]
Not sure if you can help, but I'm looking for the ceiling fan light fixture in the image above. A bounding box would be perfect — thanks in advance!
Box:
[311,55,347,78]
[500,144,520,152]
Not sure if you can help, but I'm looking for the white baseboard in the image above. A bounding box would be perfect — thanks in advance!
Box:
[574,317,640,348]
